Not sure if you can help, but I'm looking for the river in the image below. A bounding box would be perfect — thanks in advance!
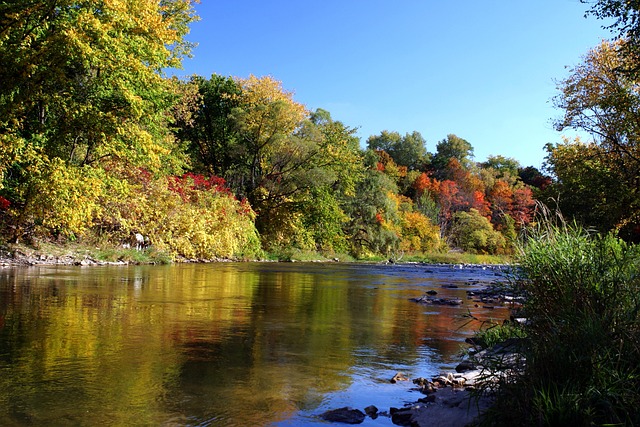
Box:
[0,262,509,426]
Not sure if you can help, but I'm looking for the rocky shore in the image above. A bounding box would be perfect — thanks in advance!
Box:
[319,276,524,427]
[319,337,525,426]
[0,251,128,267]
[0,246,231,267]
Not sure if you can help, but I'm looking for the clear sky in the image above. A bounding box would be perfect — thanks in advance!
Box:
[174,0,613,169]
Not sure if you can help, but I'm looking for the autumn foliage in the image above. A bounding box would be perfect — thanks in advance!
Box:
[0,1,541,258]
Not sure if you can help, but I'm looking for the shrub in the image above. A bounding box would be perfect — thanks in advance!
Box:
[449,208,506,254]
[97,171,262,260]
[18,159,104,239]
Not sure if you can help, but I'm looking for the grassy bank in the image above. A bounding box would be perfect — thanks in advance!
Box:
[476,221,640,426]
[0,239,511,266]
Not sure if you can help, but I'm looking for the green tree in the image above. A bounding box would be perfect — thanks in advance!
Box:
[174,75,242,176]
[449,208,506,254]
[430,134,474,180]
[343,150,400,257]
[541,140,635,237]
[367,130,429,170]
[480,155,521,183]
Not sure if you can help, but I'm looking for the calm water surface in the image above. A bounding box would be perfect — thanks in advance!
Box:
[0,262,510,426]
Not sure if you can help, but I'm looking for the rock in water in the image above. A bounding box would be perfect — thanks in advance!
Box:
[364,405,378,417]
[319,407,366,424]
[390,372,409,383]
[390,406,415,426]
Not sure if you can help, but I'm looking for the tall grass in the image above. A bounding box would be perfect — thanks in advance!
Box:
[479,207,640,426]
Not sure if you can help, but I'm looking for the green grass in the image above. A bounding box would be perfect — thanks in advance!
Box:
[477,210,640,426]
[261,249,512,265]
[93,246,173,264]
[471,322,527,350]
[402,251,511,265]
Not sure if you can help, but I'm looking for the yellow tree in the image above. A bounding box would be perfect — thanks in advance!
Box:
[0,0,198,240]
[225,75,311,246]
[555,39,640,180]
[228,75,308,195]
[554,40,640,240]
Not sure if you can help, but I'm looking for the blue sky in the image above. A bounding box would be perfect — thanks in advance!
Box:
[174,0,612,168]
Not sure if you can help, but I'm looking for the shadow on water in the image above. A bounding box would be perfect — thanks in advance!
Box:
[0,262,510,426]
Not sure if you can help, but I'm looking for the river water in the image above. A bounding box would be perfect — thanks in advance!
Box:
[0,262,509,426]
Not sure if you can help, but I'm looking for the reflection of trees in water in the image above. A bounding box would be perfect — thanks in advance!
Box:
[0,263,509,425]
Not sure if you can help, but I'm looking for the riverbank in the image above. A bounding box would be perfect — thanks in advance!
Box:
[397,337,524,427]
[318,338,525,427]
[0,241,511,267]
[318,288,522,427]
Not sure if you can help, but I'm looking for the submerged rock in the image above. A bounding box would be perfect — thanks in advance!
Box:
[410,295,463,306]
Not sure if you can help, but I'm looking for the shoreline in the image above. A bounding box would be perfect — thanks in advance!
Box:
[0,247,512,269]
[320,337,523,427]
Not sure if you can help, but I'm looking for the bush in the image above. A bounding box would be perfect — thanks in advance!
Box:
[449,209,506,254]
[4,159,106,241]
[97,171,262,260]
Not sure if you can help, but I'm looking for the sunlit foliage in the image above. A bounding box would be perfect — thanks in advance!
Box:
[553,40,640,240]
[0,3,542,258]
[450,209,508,254]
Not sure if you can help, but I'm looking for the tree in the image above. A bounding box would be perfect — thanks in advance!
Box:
[446,158,489,216]
[0,0,198,173]
[367,130,429,171]
[481,155,521,183]
[487,179,517,240]
[518,166,552,190]
[554,40,640,240]
[343,150,400,257]
[449,209,507,255]
[554,40,640,179]
[430,134,474,179]
[380,192,442,253]
[511,186,536,227]
[174,75,242,176]
[0,0,198,241]
[541,139,636,238]
[488,180,514,220]
[581,0,640,75]
[227,75,308,198]
[256,109,363,250]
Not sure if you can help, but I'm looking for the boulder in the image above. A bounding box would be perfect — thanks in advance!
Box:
[364,405,378,418]
[455,359,477,373]
[390,406,415,426]
[391,372,409,383]
[319,407,366,424]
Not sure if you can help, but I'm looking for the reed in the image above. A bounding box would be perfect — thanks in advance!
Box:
[478,206,640,426]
